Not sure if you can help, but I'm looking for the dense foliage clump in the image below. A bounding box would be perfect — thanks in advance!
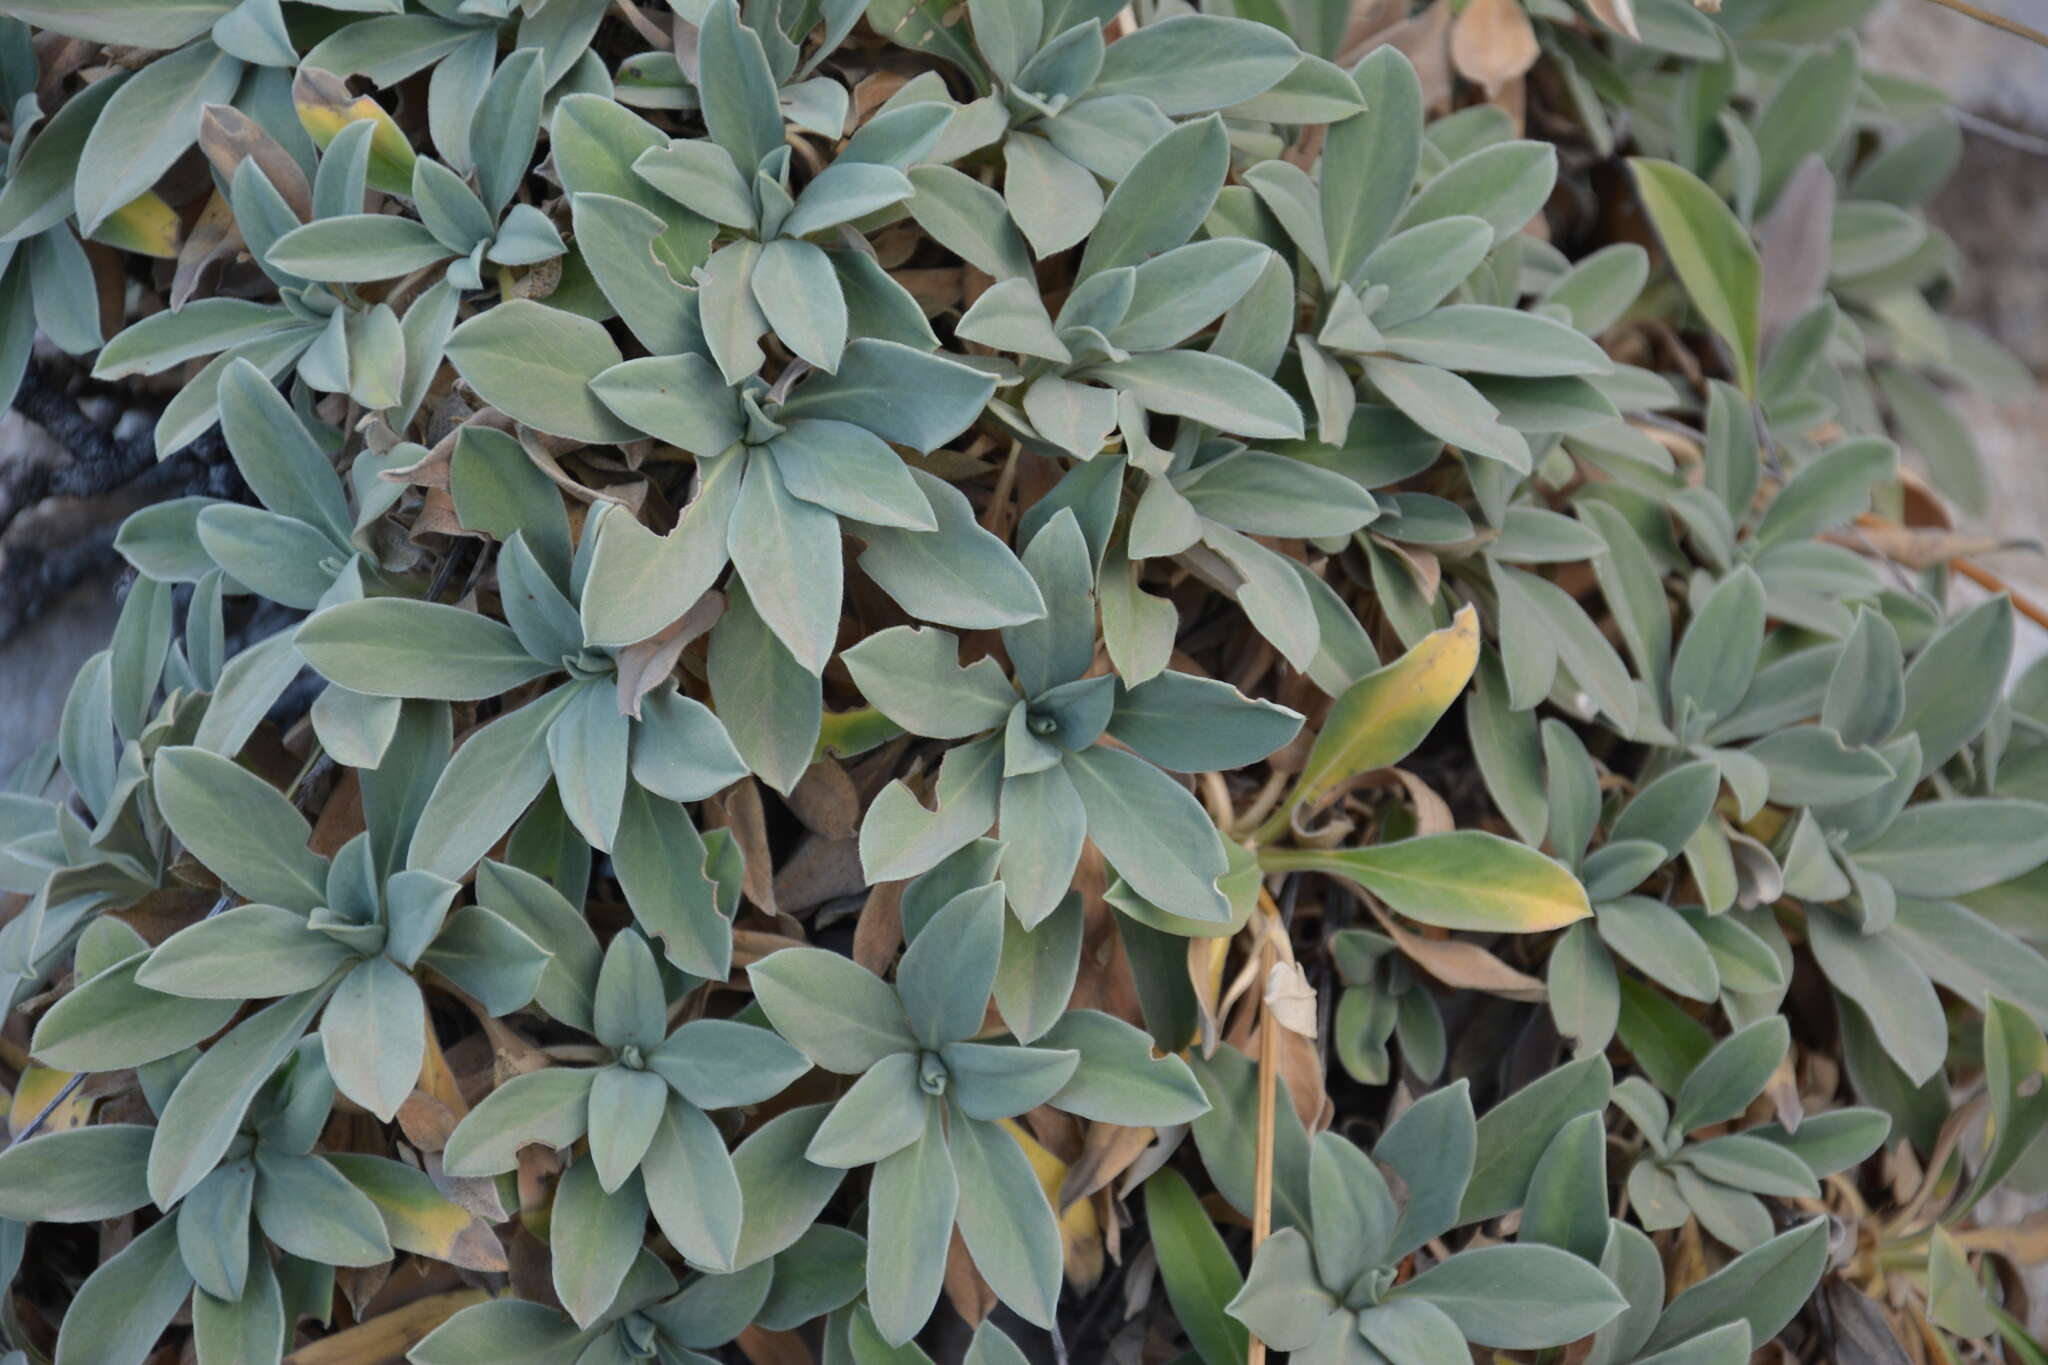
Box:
[0,0,2039,1361]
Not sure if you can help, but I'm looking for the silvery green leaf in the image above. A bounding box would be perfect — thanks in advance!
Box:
[1671,566,1765,730]
[1225,1227,1334,1351]
[942,1041,1079,1122]
[551,1158,647,1327]
[1179,450,1376,538]
[555,94,715,279]
[948,1112,1063,1328]
[593,927,668,1054]
[865,1102,957,1346]
[0,72,128,242]
[469,47,543,215]
[49,1213,191,1365]
[139,904,347,999]
[1307,1130,1395,1291]
[1076,114,1227,281]
[843,625,1015,739]
[1020,374,1119,459]
[546,680,630,852]
[997,765,1087,927]
[1112,238,1271,353]
[1003,510,1094,697]
[1598,898,1719,1003]
[178,1159,253,1302]
[410,685,577,879]
[0,1123,154,1224]
[1039,91,1171,183]
[860,733,1004,883]
[443,1066,597,1176]
[697,0,783,172]
[216,357,351,542]
[267,214,453,281]
[75,41,242,234]
[839,101,952,170]
[633,138,757,230]
[1806,904,1945,1083]
[1639,1219,1828,1357]
[1203,525,1320,671]
[1037,1008,1209,1125]
[148,987,332,1208]
[418,904,550,1017]
[957,276,1069,361]
[776,338,994,452]
[1458,1055,1608,1226]
[410,1298,590,1365]
[1087,348,1303,439]
[1672,1014,1789,1134]
[762,417,931,529]
[1362,357,1528,468]
[188,505,327,609]
[1382,305,1615,378]
[898,882,1004,1047]
[781,160,914,237]
[905,163,1032,280]
[1895,594,2012,780]
[1851,798,2048,898]
[1392,1244,1624,1349]
[1090,15,1297,115]
[154,745,327,911]
[726,450,841,673]
[321,956,425,1121]
[750,237,847,372]
[732,1104,844,1269]
[1322,46,1423,287]
[613,783,730,979]
[856,469,1046,629]
[445,299,639,443]
[297,598,554,700]
[1398,139,1557,246]
[1003,132,1102,257]
[412,154,495,251]
[749,945,916,1075]
[587,1066,667,1191]
[641,1097,745,1272]
[1107,671,1301,773]
[486,203,565,265]
[1546,242,1650,336]
[1242,157,1331,283]
[570,191,704,356]
[805,1051,928,1167]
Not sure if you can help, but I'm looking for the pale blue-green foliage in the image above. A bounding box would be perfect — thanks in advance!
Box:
[0,0,2038,1362]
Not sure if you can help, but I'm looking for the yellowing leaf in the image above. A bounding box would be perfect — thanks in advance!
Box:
[294,67,417,196]
[325,1154,508,1273]
[1261,604,1479,840]
[815,706,905,762]
[1262,831,1592,933]
[1629,158,1762,396]
[93,190,182,259]
[8,1067,89,1135]
[999,1118,1103,1288]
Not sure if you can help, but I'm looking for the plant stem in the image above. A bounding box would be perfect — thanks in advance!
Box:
[1248,888,1283,1365]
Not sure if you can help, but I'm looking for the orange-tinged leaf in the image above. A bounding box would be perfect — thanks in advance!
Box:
[1262,604,1480,839]
[92,191,182,259]
[1262,831,1592,933]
